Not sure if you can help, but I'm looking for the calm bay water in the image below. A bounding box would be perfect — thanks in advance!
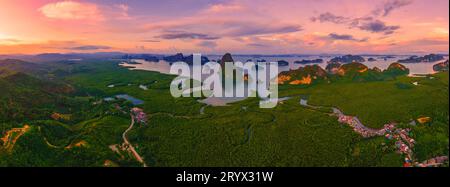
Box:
[119,55,448,106]
[120,55,448,76]
[115,94,144,105]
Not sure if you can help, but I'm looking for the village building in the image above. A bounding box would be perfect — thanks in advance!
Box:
[131,107,148,125]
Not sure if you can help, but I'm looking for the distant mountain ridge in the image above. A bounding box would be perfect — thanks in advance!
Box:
[0,52,126,63]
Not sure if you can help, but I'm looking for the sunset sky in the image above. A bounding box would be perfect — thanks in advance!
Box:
[0,0,448,55]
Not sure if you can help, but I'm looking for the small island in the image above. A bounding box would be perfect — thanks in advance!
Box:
[329,55,365,63]
[163,53,210,65]
[277,60,290,66]
[294,59,324,64]
[397,54,445,63]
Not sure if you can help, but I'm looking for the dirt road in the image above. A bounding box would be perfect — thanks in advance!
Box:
[122,114,147,167]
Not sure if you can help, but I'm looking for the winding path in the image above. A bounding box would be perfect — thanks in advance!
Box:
[331,107,386,137]
[122,114,147,167]
[300,98,383,136]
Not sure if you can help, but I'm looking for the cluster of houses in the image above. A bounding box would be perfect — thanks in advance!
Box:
[383,124,416,166]
[335,111,447,167]
[131,107,148,125]
[382,123,448,167]
[417,156,448,167]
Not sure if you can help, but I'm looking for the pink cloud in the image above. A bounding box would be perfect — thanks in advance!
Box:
[39,1,103,21]
[113,4,132,20]
[203,3,244,13]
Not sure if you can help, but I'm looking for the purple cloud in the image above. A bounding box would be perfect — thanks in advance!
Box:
[357,20,400,34]
[328,33,368,42]
[311,12,400,35]
[247,43,268,47]
[156,31,220,40]
[225,24,302,37]
[310,12,349,24]
[198,41,218,48]
[372,0,413,17]
[66,45,111,50]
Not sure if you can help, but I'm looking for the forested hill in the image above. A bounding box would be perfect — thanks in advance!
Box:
[1,59,79,124]
[0,59,50,78]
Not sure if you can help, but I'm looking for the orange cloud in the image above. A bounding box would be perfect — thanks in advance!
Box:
[39,1,103,21]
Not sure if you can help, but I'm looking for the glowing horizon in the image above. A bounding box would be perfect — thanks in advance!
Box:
[0,0,448,55]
